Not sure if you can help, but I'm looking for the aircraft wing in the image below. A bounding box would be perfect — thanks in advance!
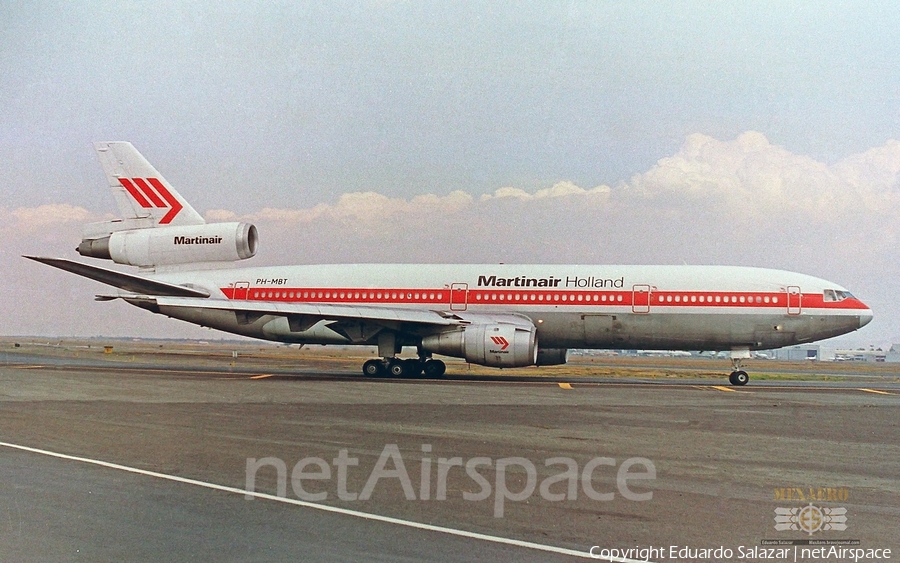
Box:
[148,295,462,328]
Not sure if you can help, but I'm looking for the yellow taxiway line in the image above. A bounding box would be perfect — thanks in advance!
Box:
[859,388,896,395]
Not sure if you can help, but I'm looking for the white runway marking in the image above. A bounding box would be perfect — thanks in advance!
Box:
[0,440,648,562]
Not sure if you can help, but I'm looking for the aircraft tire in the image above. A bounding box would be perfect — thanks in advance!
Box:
[388,359,406,377]
[363,359,385,377]
[729,370,749,386]
[423,359,446,378]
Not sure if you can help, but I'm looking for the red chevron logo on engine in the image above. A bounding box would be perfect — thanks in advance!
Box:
[118,177,183,224]
[490,336,510,350]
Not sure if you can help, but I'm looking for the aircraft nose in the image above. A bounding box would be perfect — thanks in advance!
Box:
[859,309,873,329]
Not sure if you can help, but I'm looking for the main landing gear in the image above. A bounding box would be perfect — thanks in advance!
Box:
[362,357,446,379]
[363,333,446,379]
[728,349,750,386]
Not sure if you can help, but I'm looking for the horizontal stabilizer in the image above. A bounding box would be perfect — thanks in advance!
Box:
[24,256,209,298]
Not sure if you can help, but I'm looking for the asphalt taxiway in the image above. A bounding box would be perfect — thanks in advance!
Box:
[0,343,898,561]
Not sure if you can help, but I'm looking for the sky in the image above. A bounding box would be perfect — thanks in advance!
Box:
[2,1,899,347]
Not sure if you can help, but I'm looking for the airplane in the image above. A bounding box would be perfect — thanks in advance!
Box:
[26,142,873,385]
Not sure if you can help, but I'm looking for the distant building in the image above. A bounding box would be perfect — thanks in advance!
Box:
[772,345,821,361]
[834,348,887,363]
[887,345,900,363]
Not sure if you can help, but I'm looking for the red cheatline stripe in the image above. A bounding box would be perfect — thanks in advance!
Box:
[149,178,183,224]
[133,177,166,207]
[219,287,869,311]
[119,178,152,208]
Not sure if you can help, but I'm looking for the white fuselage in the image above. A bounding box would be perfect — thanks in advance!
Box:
[144,263,872,352]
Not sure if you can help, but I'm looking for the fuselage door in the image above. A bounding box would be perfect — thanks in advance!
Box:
[450,283,468,311]
[632,284,651,314]
[233,281,250,300]
[787,286,801,315]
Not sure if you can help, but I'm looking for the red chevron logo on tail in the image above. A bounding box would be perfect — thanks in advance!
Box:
[118,177,183,224]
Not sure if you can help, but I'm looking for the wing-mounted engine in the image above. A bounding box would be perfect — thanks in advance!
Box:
[421,321,538,368]
[77,222,258,267]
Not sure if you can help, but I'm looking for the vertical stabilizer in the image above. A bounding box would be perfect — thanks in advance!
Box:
[94,142,205,227]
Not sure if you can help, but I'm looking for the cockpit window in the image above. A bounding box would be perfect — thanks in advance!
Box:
[824,289,854,302]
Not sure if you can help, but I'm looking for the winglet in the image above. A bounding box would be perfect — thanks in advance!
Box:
[94,142,205,227]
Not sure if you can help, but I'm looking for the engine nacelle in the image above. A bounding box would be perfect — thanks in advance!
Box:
[421,323,537,368]
[77,222,258,267]
[536,348,568,366]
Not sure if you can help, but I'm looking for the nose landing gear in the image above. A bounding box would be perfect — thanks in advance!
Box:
[728,349,751,386]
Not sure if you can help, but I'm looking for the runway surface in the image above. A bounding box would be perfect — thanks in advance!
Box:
[0,343,898,561]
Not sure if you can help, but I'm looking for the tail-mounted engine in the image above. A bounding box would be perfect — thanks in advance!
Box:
[421,322,538,368]
[77,222,258,267]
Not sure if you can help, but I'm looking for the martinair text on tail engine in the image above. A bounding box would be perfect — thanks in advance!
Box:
[174,235,223,245]
[25,142,873,385]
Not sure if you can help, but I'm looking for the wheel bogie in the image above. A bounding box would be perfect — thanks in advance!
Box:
[362,357,445,379]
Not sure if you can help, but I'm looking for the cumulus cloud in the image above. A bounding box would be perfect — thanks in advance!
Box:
[208,190,474,226]
[480,181,611,201]
[626,132,900,226]
[0,204,96,234]
[0,204,109,259]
